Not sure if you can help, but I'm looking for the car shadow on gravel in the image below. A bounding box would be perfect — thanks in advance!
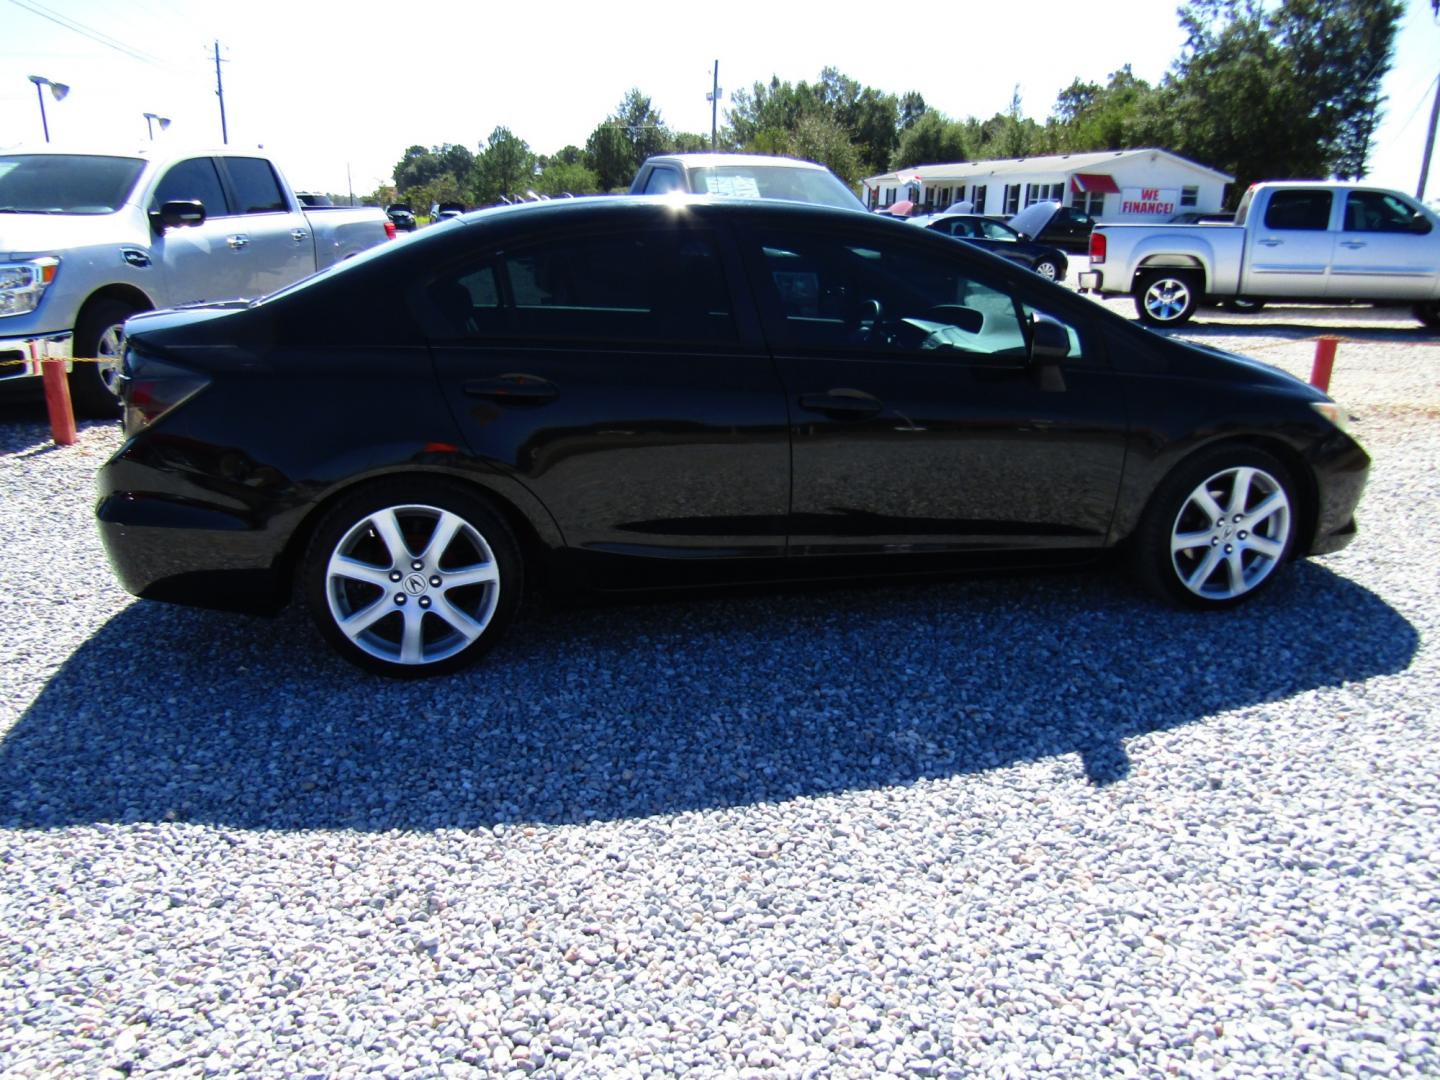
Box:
[0,564,1418,831]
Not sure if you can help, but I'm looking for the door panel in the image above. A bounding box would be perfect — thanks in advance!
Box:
[1329,190,1440,299]
[739,226,1129,556]
[1243,189,1336,295]
[423,226,791,582]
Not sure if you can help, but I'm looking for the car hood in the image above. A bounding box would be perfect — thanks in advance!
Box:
[1176,338,1326,399]
[0,209,135,257]
[1007,201,1060,240]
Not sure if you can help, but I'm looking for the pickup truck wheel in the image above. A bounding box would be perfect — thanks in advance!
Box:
[1416,301,1440,329]
[1134,445,1296,609]
[1135,271,1200,327]
[302,480,523,677]
[71,298,141,418]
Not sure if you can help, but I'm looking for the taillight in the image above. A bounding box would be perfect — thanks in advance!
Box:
[384,221,397,240]
[121,354,210,432]
[1089,232,1106,263]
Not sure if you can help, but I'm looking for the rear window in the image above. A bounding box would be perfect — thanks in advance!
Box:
[1263,190,1333,231]
[223,157,288,214]
[685,165,864,211]
[0,154,145,214]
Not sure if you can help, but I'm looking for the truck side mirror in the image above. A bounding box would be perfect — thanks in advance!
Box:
[150,200,207,232]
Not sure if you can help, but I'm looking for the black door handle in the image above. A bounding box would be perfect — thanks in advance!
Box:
[462,373,559,404]
[799,388,882,419]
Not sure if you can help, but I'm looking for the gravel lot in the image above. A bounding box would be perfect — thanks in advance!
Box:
[2,300,1438,1077]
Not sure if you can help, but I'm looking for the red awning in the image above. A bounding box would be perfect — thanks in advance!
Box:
[1071,173,1120,195]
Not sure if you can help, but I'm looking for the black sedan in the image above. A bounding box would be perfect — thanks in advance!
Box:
[910,213,1068,281]
[386,203,417,232]
[1008,201,1097,252]
[97,197,1369,676]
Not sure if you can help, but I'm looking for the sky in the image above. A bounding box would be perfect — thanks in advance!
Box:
[1,0,1437,201]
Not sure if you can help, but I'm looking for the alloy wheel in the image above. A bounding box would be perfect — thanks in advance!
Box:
[1169,465,1291,600]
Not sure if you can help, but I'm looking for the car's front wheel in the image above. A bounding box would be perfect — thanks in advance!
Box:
[302,481,523,676]
[1135,270,1201,327]
[1134,445,1297,609]
[72,297,141,418]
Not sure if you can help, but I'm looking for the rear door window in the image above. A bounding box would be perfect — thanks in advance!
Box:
[221,157,289,214]
[1263,190,1334,231]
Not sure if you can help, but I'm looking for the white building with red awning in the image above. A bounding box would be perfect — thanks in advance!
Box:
[864,148,1233,222]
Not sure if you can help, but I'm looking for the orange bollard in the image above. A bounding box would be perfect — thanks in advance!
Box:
[41,359,77,446]
[1310,336,1338,394]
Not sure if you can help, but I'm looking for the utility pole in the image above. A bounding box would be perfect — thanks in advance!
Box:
[214,40,229,145]
[1419,71,1439,201]
[707,61,721,151]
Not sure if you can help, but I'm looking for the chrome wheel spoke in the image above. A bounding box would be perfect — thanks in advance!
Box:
[1224,550,1248,596]
[339,597,391,639]
[1185,546,1223,591]
[328,554,394,588]
[1226,467,1257,515]
[1247,534,1285,558]
[1172,529,1213,555]
[433,598,486,642]
[399,606,426,664]
[441,561,500,589]
[369,509,411,567]
[420,511,465,564]
[1248,491,1287,527]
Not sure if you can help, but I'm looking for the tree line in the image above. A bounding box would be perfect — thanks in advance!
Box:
[375,0,1404,213]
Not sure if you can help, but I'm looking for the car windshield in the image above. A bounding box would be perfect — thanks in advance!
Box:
[0,154,147,214]
[685,165,864,211]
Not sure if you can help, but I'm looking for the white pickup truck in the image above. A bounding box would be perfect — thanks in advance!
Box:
[1079,180,1440,329]
[0,147,395,414]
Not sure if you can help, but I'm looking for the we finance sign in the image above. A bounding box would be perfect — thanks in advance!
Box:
[1121,187,1178,217]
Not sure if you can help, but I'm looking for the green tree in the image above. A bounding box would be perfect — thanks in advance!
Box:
[1050,66,1160,152]
[535,160,600,196]
[584,89,673,190]
[473,126,536,204]
[1160,0,1403,195]
[894,111,974,170]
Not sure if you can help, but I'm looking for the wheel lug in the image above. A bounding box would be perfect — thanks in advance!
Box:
[1211,537,1219,546]
[1233,514,1242,523]
[389,571,402,582]
[1224,544,1234,554]
[1238,530,1249,540]
[394,594,407,605]
[430,576,442,588]
[419,597,431,609]
[411,560,424,571]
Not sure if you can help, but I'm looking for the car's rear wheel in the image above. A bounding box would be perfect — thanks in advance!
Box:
[1135,270,1201,327]
[1135,445,1297,608]
[302,481,522,676]
[71,297,140,418]
[1033,257,1062,282]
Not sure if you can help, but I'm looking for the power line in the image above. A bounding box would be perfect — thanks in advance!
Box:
[7,0,174,70]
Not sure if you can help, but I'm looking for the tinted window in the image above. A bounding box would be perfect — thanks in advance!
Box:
[1264,190,1333,231]
[223,157,288,214]
[743,228,1057,360]
[0,154,146,214]
[643,166,684,194]
[151,157,229,215]
[1343,191,1432,234]
[424,229,736,346]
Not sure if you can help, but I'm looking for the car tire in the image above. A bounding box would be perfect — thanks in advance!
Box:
[1033,258,1062,282]
[1226,297,1267,313]
[71,297,141,418]
[1133,445,1297,609]
[1134,270,1201,327]
[302,480,523,676]
[1416,300,1440,329]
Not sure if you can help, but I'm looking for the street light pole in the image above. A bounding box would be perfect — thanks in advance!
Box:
[27,75,69,143]
[143,112,171,141]
[707,61,721,151]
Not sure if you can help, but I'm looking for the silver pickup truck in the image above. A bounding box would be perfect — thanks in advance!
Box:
[1079,181,1440,329]
[0,147,395,414]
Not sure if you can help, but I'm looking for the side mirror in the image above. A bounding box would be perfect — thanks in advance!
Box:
[1029,313,1070,392]
[150,200,206,232]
